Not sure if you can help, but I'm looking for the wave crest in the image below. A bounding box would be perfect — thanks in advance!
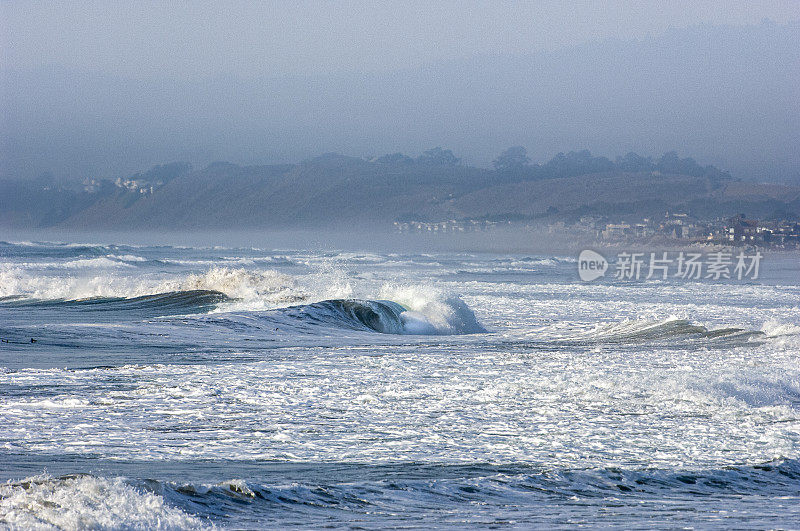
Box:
[0,474,205,529]
[379,284,485,335]
[177,267,303,305]
[215,297,485,335]
[0,266,485,334]
[533,317,766,346]
[0,266,303,306]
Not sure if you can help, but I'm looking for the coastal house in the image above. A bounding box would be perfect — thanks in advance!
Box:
[726,214,759,242]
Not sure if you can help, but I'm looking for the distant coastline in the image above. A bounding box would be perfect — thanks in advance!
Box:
[1,151,798,234]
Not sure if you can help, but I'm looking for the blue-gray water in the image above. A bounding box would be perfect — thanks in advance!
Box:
[1,240,799,528]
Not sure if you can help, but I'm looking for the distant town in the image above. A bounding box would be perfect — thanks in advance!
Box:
[394,212,800,250]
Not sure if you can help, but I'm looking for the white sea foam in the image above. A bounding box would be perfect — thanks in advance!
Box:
[1,246,798,527]
[760,318,800,349]
[176,267,300,304]
[2,337,797,466]
[0,265,160,300]
[108,254,148,262]
[0,475,206,530]
[61,257,135,269]
[762,318,800,338]
[399,310,438,334]
[0,265,304,305]
[379,283,485,334]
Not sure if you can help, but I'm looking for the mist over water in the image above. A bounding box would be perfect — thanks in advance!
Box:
[0,237,798,527]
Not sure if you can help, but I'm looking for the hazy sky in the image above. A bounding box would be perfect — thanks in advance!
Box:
[3,1,797,77]
[1,1,799,181]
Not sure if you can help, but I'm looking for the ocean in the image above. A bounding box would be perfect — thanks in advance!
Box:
[1,238,798,529]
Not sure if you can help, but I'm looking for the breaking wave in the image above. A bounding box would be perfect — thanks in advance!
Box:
[0,474,206,529]
[0,265,485,334]
[244,298,486,335]
[0,266,301,304]
[4,461,798,528]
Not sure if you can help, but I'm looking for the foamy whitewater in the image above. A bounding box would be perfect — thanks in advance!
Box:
[1,240,798,528]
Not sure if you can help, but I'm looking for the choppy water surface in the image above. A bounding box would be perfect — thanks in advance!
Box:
[1,240,798,529]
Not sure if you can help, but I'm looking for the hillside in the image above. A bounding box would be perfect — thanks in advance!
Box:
[443,173,800,221]
[2,151,799,231]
